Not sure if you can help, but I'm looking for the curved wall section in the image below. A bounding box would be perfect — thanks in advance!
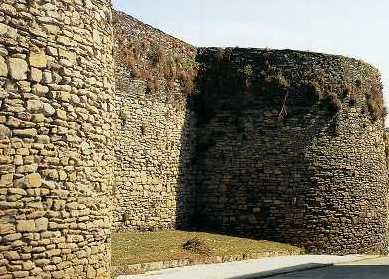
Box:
[0,1,114,278]
[194,48,388,255]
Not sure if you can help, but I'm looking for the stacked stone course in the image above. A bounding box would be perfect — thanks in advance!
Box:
[0,0,114,278]
[112,11,196,231]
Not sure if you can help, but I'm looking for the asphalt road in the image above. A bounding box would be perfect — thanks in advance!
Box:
[268,256,389,279]
[117,255,370,279]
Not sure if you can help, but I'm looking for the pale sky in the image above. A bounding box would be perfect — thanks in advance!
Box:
[113,0,389,110]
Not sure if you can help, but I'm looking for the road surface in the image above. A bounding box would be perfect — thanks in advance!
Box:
[268,256,389,279]
[117,255,377,279]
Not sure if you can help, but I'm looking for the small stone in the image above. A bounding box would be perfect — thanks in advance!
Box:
[16,220,36,232]
[43,71,53,83]
[56,109,67,120]
[30,67,42,82]
[8,58,28,80]
[25,173,42,188]
[42,103,55,116]
[29,49,47,68]
[42,169,58,180]
[0,56,7,77]
[22,261,34,270]
[80,141,92,155]
[12,271,29,278]
[4,251,20,260]
[58,170,67,181]
[0,124,11,139]
[13,128,37,137]
[0,174,13,186]
[6,116,21,127]
[3,233,22,242]
[0,223,16,235]
[0,87,8,99]
[35,217,48,232]
[36,135,50,143]
[32,84,49,96]
[27,99,43,112]
[47,46,58,56]
[32,114,45,123]
[0,22,17,39]
[35,259,50,266]
[57,36,71,46]
[8,188,27,195]
[16,164,38,174]
[0,23,8,34]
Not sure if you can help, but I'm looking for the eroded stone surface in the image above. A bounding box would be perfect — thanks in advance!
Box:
[29,49,47,68]
[0,0,115,278]
[0,55,7,77]
[8,58,28,80]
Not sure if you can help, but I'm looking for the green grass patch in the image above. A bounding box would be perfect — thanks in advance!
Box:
[112,230,302,266]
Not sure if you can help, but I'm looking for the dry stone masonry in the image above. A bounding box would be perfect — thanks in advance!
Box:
[0,0,115,278]
[112,11,197,231]
[1,2,389,278]
[193,48,389,255]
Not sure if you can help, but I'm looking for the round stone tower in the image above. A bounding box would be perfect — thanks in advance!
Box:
[0,0,114,278]
[194,48,388,255]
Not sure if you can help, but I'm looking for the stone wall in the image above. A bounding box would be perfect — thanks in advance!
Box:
[112,11,197,231]
[1,4,388,277]
[193,48,389,255]
[0,1,115,278]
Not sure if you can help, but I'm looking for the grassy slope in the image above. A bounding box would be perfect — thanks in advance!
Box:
[112,230,302,266]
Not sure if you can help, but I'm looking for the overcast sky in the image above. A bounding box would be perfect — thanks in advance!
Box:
[113,0,389,109]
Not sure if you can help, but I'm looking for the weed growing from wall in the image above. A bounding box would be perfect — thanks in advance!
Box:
[113,14,199,99]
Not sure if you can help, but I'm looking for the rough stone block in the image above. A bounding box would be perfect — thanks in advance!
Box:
[3,233,22,242]
[0,124,11,139]
[56,109,67,120]
[29,49,47,68]
[0,56,7,77]
[4,251,20,260]
[13,128,38,137]
[25,173,42,188]
[27,99,43,113]
[42,102,56,116]
[32,84,49,96]
[0,223,16,235]
[8,58,28,80]
[30,67,42,82]
[35,218,48,232]
[16,220,36,232]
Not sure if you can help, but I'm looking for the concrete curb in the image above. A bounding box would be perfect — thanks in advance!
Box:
[112,255,381,279]
[112,250,302,276]
[250,255,381,279]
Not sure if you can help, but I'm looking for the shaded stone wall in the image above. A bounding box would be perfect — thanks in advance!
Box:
[194,48,389,255]
[0,1,115,278]
[112,12,197,231]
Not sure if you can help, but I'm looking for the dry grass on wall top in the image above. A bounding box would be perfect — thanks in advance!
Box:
[113,25,198,96]
[196,48,387,123]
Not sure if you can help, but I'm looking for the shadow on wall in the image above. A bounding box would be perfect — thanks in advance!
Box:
[113,69,197,231]
[190,48,388,255]
[174,96,197,229]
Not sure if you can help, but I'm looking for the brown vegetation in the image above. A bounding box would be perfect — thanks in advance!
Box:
[113,26,198,96]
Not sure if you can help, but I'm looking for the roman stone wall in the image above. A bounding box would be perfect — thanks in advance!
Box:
[112,12,197,231]
[194,48,389,255]
[1,4,388,277]
[0,1,115,278]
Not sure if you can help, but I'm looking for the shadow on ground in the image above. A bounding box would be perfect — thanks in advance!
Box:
[228,263,389,279]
